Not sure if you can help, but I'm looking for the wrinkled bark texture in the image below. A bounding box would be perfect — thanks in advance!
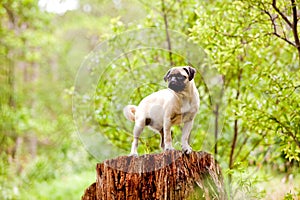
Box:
[82,151,227,200]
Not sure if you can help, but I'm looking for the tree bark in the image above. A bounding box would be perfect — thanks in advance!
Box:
[82,150,227,200]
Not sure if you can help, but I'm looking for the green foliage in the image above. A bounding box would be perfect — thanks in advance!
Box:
[188,0,300,197]
[189,0,300,165]
[0,0,99,199]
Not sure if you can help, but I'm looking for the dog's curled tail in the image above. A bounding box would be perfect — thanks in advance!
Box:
[123,105,137,122]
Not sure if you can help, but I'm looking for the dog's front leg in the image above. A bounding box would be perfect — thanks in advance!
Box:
[181,120,194,154]
[163,119,174,151]
[130,121,144,156]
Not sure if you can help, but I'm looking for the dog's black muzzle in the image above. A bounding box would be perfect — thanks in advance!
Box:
[168,81,185,92]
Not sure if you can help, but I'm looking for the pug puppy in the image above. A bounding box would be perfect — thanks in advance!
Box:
[123,66,200,156]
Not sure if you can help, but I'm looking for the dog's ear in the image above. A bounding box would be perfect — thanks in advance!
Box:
[164,69,171,82]
[183,67,196,81]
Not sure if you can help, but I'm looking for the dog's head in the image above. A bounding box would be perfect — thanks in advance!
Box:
[163,66,196,92]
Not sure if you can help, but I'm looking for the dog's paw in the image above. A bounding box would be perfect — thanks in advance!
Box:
[164,144,175,151]
[182,145,193,154]
[129,152,138,157]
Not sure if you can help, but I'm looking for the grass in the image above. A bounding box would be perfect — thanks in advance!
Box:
[225,166,300,200]
[19,171,95,200]
[258,173,300,200]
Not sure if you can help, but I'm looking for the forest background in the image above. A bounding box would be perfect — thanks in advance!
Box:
[0,0,299,199]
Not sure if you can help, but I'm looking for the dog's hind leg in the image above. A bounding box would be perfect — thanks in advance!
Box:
[130,120,145,156]
[159,129,174,150]
[159,129,164,149]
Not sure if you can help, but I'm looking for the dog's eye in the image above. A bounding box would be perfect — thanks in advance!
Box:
[178,76,186,80]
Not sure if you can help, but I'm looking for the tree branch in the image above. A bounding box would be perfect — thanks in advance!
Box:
[263,9,296,47]
[290,0,300,63]
[269,116,300,149]
[3,3,16,26]
[291,0,299,46]
[214,104,219,157]
[272,0,293,28]
[273,33,296,47]
[229,68,243,170]
[240,132,268,163]
[137,0,162,14]
[250,107,300,150]
[161,0,173,66]
[233,128,249,161]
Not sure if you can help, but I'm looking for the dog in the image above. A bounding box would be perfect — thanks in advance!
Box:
[123,66,200,156]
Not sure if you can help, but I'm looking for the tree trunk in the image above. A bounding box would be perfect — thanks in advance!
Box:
[82,150,227,200]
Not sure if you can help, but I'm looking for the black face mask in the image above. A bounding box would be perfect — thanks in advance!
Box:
[168,75,186,92]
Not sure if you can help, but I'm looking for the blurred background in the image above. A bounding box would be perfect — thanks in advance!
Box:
[0,0,299,199]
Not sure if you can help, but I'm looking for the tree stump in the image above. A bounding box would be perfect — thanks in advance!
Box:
[82,151,227,200]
